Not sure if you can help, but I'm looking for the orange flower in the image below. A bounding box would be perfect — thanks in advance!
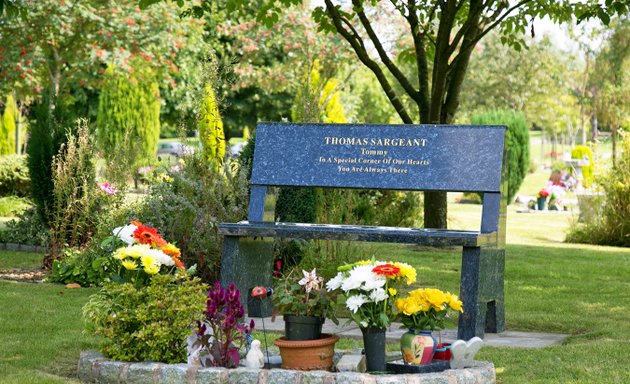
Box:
[133,225,167,247]
[372,264,400,277]
[161,243,181,258]
[130,221,143,226]
[172,257,185,270]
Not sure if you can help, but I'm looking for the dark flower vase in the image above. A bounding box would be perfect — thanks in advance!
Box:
[537,196,547,210]
[284,315,324,341]
[361,327,386,372]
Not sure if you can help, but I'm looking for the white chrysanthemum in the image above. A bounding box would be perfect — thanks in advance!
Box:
[362,276,386,291]
[112,224,138,245]
[346,294,368,313]
[326,273,344,291]
[147,249,174,266]
[342,265,376,292]
[369,288,388,303]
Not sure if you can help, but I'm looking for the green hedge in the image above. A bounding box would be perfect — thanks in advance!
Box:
[471,110,530,203]
[0,155,30,197]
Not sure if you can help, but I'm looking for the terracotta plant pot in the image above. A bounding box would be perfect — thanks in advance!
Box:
[273,333,339,371]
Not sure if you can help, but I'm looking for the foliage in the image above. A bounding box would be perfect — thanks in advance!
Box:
[0,1,208,126]
[567,132,630,247]
[139,151,249,282]
[0,206,49,247]
[0,196,30,217]
[83,274,207,363]
[0,154,29,197]
[1,94,16,155]
[198,85,226,166]
[471,110,529,203]
[326,260,416,328]
[25,95,67,226]
[192,281,254,368]
[571,145,594,187]
[48,242,118,287]
[272,268,339,322]
[96,62,160,176]
[394,288,463,331]
[48,120,108,264]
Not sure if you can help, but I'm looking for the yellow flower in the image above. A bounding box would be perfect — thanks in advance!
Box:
[141,254,157,268]
[446,292,464,312]
[121,259,138,271]
[113,248,127,260]
[144,263,160,275]
[388,288,397,296]
[424,288,448,311]
[392,262,417,285]
[161,243,181,258]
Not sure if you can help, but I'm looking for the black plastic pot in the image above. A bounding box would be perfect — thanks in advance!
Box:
[283,315,325,341]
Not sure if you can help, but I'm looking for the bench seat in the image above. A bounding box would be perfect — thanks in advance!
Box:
[218,221,497,247]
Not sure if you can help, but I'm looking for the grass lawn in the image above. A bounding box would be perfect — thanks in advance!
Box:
[1,166,629,383]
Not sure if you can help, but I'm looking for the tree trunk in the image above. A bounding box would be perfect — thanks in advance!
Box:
[612,126,617,167]
[423,191,448,229]
[590,114,598,142]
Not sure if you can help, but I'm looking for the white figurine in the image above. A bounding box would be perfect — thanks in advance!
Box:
[450,337,483,369]
[245,340,265,369]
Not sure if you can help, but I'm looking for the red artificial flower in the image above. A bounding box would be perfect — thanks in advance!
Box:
[372,264,401,277]
[133,225,167,247]
[251,286,269,298]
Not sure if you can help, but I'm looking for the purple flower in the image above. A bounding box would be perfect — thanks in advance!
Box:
[98,182,117,195]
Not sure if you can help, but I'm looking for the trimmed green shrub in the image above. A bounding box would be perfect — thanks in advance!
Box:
[83,274,207,363]
[0,155,30,197]
[96,63,160,180]
[471,110,530,203]
[0,207,50,247]
[571,145,594,187]
[0,196,30,217]
[198,84,226,166]
[26,95,67,225]
[1,94,17,155]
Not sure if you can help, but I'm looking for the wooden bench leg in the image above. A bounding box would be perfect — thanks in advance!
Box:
[220,236,274,316]
[458,246,505,340]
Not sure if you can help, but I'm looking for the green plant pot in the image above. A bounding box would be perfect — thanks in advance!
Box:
[283,315,324,341]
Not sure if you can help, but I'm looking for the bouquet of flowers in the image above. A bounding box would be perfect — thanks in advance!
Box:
[536,188,550,199]
[110,221,185,284]
[272,268,339,323]
[326,260,416,328]
[394,288,463,332]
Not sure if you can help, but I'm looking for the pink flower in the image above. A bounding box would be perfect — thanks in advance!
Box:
[98,182,117,195]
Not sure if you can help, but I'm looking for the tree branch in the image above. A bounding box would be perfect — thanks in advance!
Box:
[324,0,414,124]
[351,0,418,101]
[405,0,430,122]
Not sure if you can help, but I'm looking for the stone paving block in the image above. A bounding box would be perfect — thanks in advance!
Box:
[127,362,160,384]
[335,372,367,384]
[196,367,228,384]
[227,367,260,384]
[453,370,476,384]
[336,354,366,373]
[301,370,333,384]
[160,364,189,384]
[97,360,124,383]
[375,375,406,384]
[268,369,301,384]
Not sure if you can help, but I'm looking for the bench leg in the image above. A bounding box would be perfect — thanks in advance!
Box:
[220,236,274,317]
[458,246,505,340]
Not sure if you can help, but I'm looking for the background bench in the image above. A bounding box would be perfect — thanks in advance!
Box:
[219,122,507,340]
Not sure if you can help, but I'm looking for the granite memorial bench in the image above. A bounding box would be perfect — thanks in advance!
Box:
[219,122,507,340]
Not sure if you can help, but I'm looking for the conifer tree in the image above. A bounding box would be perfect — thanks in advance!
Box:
[96,62,160,177]
[1,94,17,155]
[197,85,226,166]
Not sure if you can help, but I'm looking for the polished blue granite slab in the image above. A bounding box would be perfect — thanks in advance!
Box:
[251,122,505,192]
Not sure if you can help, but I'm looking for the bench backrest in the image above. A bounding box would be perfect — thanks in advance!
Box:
[248,122,507,233]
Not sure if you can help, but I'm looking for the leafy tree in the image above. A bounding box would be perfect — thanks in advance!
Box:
[198,84,226,165]
[96,62,160,177]
[1,94,16,155]
[154,0,628,229]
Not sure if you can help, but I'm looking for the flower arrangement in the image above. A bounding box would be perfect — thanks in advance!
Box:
[536,188,550,199]
[110,222,185,284]
[272,268,339,323]
[192,281,255,368]
[326,260,416,328]
[394,288,463,332]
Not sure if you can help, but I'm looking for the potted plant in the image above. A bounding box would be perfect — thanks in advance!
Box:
[272,268,340,370]
[394,288,463,365]
[536,188,550,210]
[326,260,417,372]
